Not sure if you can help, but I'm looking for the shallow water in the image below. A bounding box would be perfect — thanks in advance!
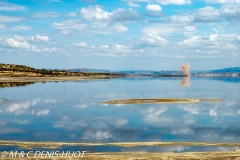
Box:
[1,145,239,153]
[0,77,240,151]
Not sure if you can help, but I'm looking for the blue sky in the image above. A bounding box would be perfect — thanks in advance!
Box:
[0,0,240,70]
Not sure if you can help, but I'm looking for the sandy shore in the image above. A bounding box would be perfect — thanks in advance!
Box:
[0,76,119,82]
[0,151,240,160]
[1,141,240,159]
[64,151,240,160]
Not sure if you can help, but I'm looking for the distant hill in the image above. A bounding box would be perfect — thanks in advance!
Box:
[66,68,110,73]
[118,67,240,77]
[118,70,184,76]
[206,67,240,73]
[191,67,240,77]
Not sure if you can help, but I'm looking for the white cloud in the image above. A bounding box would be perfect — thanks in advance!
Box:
[178,34,238,54]
[14,35,25,41]
[52,20,128,34]
[0,1,27,11]
[143,24,177,35]
[4,35,31,49]
[112,23,128,32]
[205,0,240,4]
[58,30,74,36]
[80,5,141,22]
[0,15,25,23]
[31,45,41,52]
[127,2,141,7]
[115,44,127,50]
[164,5,240,24]
[11,26,31,31]
[67,12,76,17]
[146,4,162,11]
[42,47,57,52]
[167,15,194,23]
[194,6,221,22]
[178,34,223,48]
[31,35,50,42]
[220,5,240,21]
[209,34,218,41]
[99,45,109,49]
[111,8,141,22]
[72,42,89,47]
[134,34,168,48]
[52,20,87,30]
[184,26,196,31]
[157,0,191,4]
[53,6,134,35]
[80,5,112,21]
[33,12,59,18]
[178,36,204,47]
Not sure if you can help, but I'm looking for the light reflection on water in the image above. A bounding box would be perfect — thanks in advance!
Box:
[0,77,240,144]
[0,145,239,153]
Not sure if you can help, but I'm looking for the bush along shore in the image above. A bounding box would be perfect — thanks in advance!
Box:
[0,63,123,77]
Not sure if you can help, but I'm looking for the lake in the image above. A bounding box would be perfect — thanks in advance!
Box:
[0,77,240,152]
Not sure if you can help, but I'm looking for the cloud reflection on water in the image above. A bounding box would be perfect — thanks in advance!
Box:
[0,78,239,143]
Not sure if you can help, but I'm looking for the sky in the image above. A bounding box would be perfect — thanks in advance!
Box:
[0,0,240,70]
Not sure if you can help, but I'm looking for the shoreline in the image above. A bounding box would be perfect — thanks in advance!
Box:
[1,141,240,148]
[1,75,240,83]
[0,76,121,82]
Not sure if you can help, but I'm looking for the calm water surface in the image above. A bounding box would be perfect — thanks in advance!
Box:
[0,77,240,144]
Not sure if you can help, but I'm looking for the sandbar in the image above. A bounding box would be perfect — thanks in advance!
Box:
[101,98,223,104]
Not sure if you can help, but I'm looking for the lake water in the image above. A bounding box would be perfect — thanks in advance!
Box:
[0,77,240,151]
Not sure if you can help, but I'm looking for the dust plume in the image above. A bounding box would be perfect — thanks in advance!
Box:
[181,64,190,76]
